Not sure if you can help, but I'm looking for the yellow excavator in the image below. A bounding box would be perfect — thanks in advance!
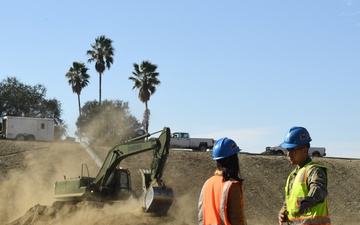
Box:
[54,127,173,216]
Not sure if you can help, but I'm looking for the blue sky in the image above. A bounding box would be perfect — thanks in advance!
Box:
[1,0,359,158]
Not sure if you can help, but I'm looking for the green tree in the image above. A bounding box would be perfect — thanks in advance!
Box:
[0,77,45,117]
[0,76,67,139]
[86,35,114,105]
[76,99,141,146]
[129,61,161,133]
[65,62,90,116]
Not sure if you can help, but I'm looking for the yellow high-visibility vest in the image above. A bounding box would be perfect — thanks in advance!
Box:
[285,162,331,224]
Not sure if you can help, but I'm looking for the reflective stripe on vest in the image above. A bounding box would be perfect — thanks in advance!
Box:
[198,176,236,225]
[285,162,331,225]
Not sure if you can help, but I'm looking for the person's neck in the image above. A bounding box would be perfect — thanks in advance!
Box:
[297,156,312,169]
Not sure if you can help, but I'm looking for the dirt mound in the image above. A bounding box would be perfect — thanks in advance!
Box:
[8,201,181,225]
[1,140,359,225]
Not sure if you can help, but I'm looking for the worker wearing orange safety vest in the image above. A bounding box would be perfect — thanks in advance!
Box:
[198,137,246,225]
[278,127,331,225]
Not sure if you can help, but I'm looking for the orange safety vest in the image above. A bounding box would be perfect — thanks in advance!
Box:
[198,175,244,225]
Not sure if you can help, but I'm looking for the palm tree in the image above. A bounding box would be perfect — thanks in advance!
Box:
[65,62,90,116]
[86,35,114,105]
[129,60,161,133]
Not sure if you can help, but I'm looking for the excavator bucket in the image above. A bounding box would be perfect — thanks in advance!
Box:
[140,169,173,215]
[143,186,174,215]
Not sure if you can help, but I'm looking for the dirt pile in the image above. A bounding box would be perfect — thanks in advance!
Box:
[0,140,359,225]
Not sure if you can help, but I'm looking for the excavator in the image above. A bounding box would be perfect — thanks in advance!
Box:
[54,127,173,216]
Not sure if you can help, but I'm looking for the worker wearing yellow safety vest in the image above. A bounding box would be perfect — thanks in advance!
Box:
[278,126,331,225]
[198,137,247,225]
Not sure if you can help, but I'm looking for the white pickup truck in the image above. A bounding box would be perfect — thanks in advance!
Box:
[264,145,326,157]
[170,132,215,151]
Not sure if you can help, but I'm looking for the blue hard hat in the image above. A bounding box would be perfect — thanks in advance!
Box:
[281,126,312,149]
[212,137,241,160]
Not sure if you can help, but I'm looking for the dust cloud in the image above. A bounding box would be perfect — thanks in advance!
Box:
[80,108,138,147]
[0,141,195,225]
[0,151,55,223]
[0,141,99,224]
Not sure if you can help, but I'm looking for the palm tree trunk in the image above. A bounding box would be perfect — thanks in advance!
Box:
[99,72,102,105]
[77,94,81,116]
[145,101,149,133]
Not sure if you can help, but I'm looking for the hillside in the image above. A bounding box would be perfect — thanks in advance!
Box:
[0,140,359,225]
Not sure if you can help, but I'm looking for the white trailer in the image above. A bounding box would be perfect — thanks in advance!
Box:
[1,116,54,141]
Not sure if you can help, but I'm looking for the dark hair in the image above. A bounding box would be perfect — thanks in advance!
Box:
[302,143,310,150]
[216,154,243,182]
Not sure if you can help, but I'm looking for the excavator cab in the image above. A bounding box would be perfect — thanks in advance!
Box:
[94,168,132,200]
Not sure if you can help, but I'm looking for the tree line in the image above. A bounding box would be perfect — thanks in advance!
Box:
[1,35,161,145]
[0,77,66,140]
